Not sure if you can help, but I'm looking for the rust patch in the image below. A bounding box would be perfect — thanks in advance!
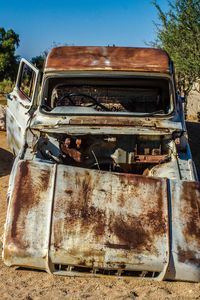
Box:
[68,248,105,259]
[61,145,82,162]
[116,174,167,236]
[109,217,150,251]
[52,168,167,260]
[146,210,166,234]
[65,200,106,238]
[53,171,106,249]
[11,161,33,242]
[177,246,200,267]
[69,116,144,126]
[119,192,126,208]
[134,154,169,163]
[64,189,73,196]
[8,161,51,250]
[81,171,93,202]
[68,116,169,132]
[78,260,86,266]
[39,169,51,192]
[145,182,166,235]
[181,181,200,246]
[105,242,132,251]
[118,263,126,269]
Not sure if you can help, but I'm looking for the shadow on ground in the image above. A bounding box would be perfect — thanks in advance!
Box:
[0,147,14,177]
[186,121,200,176]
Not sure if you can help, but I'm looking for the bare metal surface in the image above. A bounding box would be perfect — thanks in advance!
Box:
[3,160,55,270]
[3,160,169,274]
[3,159,200,281]
[45,46,171,73]
[167,180,200,282]
[50,165,169,272]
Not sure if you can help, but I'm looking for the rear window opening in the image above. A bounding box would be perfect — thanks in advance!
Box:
[41,76,173,115]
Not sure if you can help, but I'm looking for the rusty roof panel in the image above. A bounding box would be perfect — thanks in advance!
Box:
[45,46,171,73]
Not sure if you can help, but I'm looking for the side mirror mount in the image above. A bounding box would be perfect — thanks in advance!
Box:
[7,94,13,101]
[176,92,185,103]
[180,96,185,103]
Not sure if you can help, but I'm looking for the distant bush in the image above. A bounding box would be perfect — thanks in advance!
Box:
[0,27,20,81]
[0,79,14,94]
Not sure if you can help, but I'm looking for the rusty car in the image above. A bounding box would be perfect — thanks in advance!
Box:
[3,46,200,282]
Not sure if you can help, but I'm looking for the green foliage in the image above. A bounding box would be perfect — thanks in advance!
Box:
[31,50,48,70]
[0,79,14,94]
[152,0,200,97]
[0,27,20,81]
[31,43,70,71]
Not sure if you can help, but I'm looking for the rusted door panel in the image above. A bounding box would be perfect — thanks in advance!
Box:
[3,160,55,270]
[50,165,169,272]
[167,180,200,282]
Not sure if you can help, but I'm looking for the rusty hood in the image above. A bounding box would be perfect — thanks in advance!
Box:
[3,160,200,282]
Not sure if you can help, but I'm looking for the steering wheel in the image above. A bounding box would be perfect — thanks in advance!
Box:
[57,92,110,111]
[56,94,76,106]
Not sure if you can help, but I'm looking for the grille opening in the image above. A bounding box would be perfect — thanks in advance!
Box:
[54,264,160,278]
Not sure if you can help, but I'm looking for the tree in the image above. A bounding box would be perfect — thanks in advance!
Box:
[0,27,20,81]
[31,43,70,71]
[31,51,48,70]
[152,0,200,99]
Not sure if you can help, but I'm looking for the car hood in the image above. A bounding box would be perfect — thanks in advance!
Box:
[3,159,200,282]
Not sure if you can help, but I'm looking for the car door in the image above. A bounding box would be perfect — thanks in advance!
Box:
[6,59,40,155]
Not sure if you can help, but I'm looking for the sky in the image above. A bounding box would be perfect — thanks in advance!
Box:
[0,0,169,60]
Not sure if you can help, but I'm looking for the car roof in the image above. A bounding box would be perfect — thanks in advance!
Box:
[44,46,172,74]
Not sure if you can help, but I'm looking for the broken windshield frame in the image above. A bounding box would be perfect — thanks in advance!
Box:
[39,73,175,117]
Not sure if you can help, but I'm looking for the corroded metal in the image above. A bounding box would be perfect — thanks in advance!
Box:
[50,165,169,272]
[31,114,183,135]
[3,162,200,281]
[3,160,169,275]
[3,160,55,270]
[167,180,200,282]
[45,46,171,73]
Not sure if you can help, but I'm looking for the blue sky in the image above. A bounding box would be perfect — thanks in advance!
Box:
[0,0,169,59]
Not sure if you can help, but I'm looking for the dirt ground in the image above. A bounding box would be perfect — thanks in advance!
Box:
[0,128,200,300]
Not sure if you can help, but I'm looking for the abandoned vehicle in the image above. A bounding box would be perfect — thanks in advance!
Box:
[3,46,200,282]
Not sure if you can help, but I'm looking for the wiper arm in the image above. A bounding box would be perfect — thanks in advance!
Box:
[140,110,165,117]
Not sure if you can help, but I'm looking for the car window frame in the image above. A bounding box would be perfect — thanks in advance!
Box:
[15,58,40,105]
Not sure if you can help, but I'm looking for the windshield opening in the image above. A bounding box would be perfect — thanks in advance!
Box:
[41,76,173,115]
